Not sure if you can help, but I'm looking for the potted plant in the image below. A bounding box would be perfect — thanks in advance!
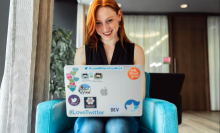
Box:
[50,25,76,99]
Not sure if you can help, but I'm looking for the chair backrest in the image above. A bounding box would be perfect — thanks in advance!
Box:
[149,73,185,98]
[145,72,150,98]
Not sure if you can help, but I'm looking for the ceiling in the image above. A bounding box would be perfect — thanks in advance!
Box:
[77,0,220,13]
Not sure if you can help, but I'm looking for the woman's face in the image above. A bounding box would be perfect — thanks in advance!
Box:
[95,6,121,42]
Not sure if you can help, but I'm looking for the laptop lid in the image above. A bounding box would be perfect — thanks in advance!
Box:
[64,65,143,117]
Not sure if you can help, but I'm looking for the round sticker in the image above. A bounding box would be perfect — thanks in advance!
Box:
[127,67,141,80]
[68,95,80,106]
[79,84,91,94]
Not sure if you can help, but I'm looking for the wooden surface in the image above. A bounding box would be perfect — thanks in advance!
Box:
[179,111,220,133]
[169,15,210,111]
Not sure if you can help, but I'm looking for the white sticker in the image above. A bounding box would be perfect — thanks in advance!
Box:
[109,104,121,115]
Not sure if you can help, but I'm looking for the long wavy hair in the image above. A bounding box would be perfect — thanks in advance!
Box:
[85,0,132,51]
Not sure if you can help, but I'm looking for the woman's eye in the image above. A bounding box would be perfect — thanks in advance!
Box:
[96,22,101,25]
[107,19,113,23]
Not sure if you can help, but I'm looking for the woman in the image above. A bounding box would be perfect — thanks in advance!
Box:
[74,0,145,132]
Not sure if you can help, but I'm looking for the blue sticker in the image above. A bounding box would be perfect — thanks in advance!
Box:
[74,77,79,82]
[72,68,78,72]
[70,86,76,92]
[124,99,140,112]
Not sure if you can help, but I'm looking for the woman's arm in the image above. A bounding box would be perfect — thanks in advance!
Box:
[134,44,146,100]
[74,45,86,65]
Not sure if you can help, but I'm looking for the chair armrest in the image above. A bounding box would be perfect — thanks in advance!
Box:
[35,98,77,133]
[140,98,178,133]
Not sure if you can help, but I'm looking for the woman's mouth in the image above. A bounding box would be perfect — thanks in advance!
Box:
[103,30,113,36]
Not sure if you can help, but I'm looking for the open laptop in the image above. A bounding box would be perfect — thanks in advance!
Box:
[64,65,143,117]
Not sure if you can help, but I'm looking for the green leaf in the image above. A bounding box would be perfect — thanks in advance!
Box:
[54,32,61,40]
[54,55,59,60]
[59,52,64,58]
[61,90,65,97]
[59,28,69,37]
[50,84,54,91]
[61,37,68,43]
[55,90,60,97]
[58,87,63,91]
[51,65,55,71]
[69,39,72,46]
[69,31,72,36]
[50,53,54,58]
[52,38,56,47]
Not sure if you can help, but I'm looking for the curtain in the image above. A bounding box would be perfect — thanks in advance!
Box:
[207,16,220,111]
[0,0,40,132]
[124,16,169,73]
[0,0,54,132]
[76,3,86,48]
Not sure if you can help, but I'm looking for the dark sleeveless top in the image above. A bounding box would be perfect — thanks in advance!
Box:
[85,39,134,65]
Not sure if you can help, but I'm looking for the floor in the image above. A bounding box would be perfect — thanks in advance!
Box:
[179,111,220,133]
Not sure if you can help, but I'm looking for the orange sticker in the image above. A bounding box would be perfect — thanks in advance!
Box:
[127,67,141,80]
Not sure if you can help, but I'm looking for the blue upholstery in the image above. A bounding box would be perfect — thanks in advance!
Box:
[35,72,178,133]
[145,71,151,98]
[35,99,77,133]
[140,72,178,132]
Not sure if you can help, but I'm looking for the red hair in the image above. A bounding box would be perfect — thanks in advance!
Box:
[85,0,132,51]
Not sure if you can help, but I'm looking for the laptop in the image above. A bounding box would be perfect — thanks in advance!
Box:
[64,65,143,117]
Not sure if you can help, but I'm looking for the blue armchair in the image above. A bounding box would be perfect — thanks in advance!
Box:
[35,72,178,133]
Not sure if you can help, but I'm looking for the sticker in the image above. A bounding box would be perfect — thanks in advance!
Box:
[69,82,76,86]
[69,79,75,83]
[72,68,78,72]
[81,73,89,79]
[68,95,80,106]
[66,74,72,80]
[94,73,103,79]
[100,87,108,96]
[127,67,141,80]
[70,86,76,92]
[74,77,79,82]
[109,104,121,115]
[66,68,79,92]
[70,71,76,76]
[79,84,91,94]
[84,97,97,108]
[69,110,104,115]
[124,99,140,112]
[84,66,123,70]
[89,73,93,78]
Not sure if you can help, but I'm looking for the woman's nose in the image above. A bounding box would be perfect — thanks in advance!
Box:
[103,23,110,32]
